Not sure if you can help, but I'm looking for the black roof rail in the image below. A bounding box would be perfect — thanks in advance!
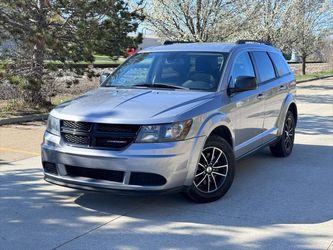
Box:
[236,39,273,46]
[163,40,194,45]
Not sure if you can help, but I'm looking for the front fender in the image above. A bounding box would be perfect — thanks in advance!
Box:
[195,112,234,142]
[183,112,234,186]
[276,93,297,136]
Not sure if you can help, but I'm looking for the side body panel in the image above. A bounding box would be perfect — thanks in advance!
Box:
[229,89,265,158]
[261,75,295,141]
[250,51,294,144]
[221,48,266,158]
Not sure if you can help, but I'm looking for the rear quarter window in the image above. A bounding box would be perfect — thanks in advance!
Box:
[269,52,291,76]
[252,51,276,83]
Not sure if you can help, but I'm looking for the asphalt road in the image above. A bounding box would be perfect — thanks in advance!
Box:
[0,78,332,250]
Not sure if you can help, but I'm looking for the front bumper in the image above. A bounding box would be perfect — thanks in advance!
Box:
[41,131,206,193]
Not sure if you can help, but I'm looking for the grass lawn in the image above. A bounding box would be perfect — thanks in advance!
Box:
[51,94,75,106]
[0,100,49,118]
[43,55,125,66]
[93,55,126,64]
[94,54,111,60]
[296,69,333,82]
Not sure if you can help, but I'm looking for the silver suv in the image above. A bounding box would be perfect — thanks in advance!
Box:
[42,40,297,203]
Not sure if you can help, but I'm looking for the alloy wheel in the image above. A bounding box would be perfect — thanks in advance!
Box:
[193,146,229,193]
[284,116,294,152]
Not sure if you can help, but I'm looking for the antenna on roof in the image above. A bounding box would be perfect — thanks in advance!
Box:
[236,40,272,46]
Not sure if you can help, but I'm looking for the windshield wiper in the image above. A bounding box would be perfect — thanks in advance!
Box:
[131,83,152,88]
[132,83,189,90]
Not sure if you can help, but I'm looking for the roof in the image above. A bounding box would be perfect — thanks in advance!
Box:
[139,42,280,54]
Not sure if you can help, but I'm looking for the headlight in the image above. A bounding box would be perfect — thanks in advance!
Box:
[46,115,60,136]
[136,120,192,143]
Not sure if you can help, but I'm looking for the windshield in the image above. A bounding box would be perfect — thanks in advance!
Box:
[102,52,228,91]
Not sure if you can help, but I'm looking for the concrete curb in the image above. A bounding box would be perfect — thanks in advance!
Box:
[296,74,333,83]
[0,113,48,126]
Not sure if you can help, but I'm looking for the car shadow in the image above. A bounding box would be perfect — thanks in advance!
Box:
[296,94,333,104]
[74,143,333,226]
[297,114,333,135]
[69,142,333,249]
[1,143,332,249]
[297,83,333,91]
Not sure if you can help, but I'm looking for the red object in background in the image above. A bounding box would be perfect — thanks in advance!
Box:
[126,48,137,56]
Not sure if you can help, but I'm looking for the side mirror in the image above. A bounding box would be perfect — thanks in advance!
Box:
[100,72,111,84]
[228,76,257,94]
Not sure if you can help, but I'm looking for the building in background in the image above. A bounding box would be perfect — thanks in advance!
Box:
[138,36,162,50]
[126,35,162,57]
[290,51,300,62]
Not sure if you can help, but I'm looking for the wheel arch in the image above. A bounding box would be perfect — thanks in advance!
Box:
[277,93,297,136]
[209,125,234,148]
[288,102,298,126]
[195,112,235,149]
[184,113,235,186]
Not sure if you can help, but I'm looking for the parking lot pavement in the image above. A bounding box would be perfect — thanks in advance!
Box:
[0,78,332,250]
[0,121,45,163]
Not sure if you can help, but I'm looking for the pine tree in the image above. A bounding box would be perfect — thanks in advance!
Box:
[0,0,143,104]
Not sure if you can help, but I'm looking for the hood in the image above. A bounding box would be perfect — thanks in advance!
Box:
[52,87,216,124]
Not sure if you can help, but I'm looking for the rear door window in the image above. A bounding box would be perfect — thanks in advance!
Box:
[252,52,276,83]
[269,52,291,77]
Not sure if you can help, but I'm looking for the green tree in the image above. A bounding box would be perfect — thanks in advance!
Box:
[0,0,143,104]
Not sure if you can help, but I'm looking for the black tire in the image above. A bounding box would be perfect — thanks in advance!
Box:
[270,110,296,157]
[184,135,235,203]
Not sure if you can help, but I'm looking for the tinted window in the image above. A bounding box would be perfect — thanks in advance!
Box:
[108,54,153,86]
[269,52,290,76]
[231,52,255,82]
[252,52,276,83]
[103,52,227,91]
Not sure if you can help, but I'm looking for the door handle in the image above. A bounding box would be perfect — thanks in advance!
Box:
[279,85,287,90]
[257,93,265,100]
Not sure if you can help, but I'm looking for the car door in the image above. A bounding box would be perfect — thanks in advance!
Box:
[251,51,287,143]
[228,51,265,158]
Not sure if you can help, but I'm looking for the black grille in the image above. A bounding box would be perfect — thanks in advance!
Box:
[60,120,140,150]
[62,120,91,131]
[65,165,124,183]
[63,133,90,145]
[43,162,58,175]
[96,124,140,133]
[95,137,133,149]
[129,172,167,186]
